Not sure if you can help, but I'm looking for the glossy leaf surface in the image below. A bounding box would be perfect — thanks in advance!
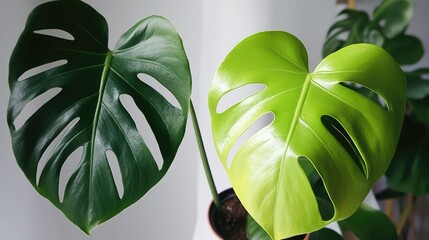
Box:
[8,1,191,233]
[209,31,405,239]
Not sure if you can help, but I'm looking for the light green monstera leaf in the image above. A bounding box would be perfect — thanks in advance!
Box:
[209,31,405,239]
[8,1,191,233]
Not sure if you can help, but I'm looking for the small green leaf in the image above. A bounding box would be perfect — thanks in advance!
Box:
[383,34,424,65]
[366,27,385,46]
[247,215,272,240]
[339,204,399,240]
[406,68,429,99]
[322,10,370,57]
[8,0,191,233]
[247,215,308,240]
[209,31,406,239]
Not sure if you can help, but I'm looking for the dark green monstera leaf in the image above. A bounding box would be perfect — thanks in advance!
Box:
[386,115,429,195]
[322,9,370,57]
[383,34,424,65]
[247,215,272,240]
[372,0,413,38]
[386,69,429,195]
[339,204,398,240]
[323,0,414,59]
[8,0,191,233]
[309,228,343,240]
[209,31,405,239]
[406,68,429,100]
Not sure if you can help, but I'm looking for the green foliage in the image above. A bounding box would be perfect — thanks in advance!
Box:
[386,115,429,195]
[323,0,420,66]
[247,215,271,240]
[309,228,343,240]
[324,0,429,196]
[406,68,429,100]
[339,204,399,240]
[8,0,191,233]
[247,204,397,240]
[247,215,309,240]
[323,10,369,57]
[372,0,413,38]
[209,31,406,239]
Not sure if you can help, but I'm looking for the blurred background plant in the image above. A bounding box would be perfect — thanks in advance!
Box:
[324,0,429,239]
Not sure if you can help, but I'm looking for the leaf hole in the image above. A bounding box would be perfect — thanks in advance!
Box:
[119,94,163,170]
[321,115,368,178]
[337,31,349,42]
[14,88,62,130]
[59,146,83,203]
[379,19,387,28]
[298,156,334,221]
[137,73,181,110]
[217,84,266,113]
[340,82,389,111]
[17,59,67,81]
[106,150,124,199]
[37,117,80,186]
[335,11,349,22]
[33,29,75,41]
[329,30,348,42]
[227,112,274,169]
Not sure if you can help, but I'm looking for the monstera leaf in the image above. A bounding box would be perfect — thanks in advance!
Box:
[383,34,424,66]
[8,0,191,233]
[209,32,405,239]
[372,0,413,38]
[339,204,398,240]
[323,0,415,59]
[386,115,429,195]
[322,9,369,57]
[406,68,429,100]
[247,215,272,240]
[309,228,343,240]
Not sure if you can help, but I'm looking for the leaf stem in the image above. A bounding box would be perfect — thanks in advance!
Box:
[190,100,221,211]
[348,0,356,9]
[408,195,415,240]
[385,198,396,222]
[397,194,414,235]
[303,233,310,240]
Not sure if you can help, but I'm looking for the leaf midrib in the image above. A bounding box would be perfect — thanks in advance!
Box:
[273,73,312,237]
[87,50,113,225]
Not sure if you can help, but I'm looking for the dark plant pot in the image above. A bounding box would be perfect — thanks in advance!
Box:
[208,188,306,240]
[208,188,248,239]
